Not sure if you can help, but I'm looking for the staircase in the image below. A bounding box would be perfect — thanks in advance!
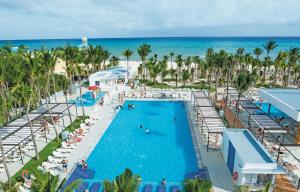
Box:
[273,175,298,192]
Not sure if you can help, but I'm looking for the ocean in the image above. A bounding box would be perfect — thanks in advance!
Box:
[1,37,300,60]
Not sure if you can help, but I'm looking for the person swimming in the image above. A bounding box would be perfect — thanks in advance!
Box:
[145,128,150,134]
[173,117,176,122]
[139,125,143,128]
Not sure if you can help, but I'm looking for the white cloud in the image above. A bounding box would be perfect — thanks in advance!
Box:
[0,0,299,39]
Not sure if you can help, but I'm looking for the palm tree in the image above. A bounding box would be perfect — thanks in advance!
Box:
[175,55,183,76]
[122,49,134,80]
[225,55,234,109]
[182,69,190,86]
[75,65,86,116]
[263,40,278,82]
[214,50,227,100]
[40,48,60,141]
[273,51,287,85]
[206,48,214,96]
[108,56,120,67]
[31,170,81,192]
[170,52,174,70]
[59,77,73,122]
[184,178,212,192]
[19,83,39,160]
[287,47,300,87]
[233,71,254,128]
[103,168,141,192]
[137,44,151,79]
[253,47,263,60]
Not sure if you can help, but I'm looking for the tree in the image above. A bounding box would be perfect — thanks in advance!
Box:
[122,49,134,80]
[214,50,227,100]
[170,52,174,70]
[182,69,190,86]
[59,77,73,123]
[108,56,120,68]
[40,48,60,141]
[287,47,300,87]
[19,83,39,160]
[233,71,254,128]
[184,178,212,192]
[137,44,151,79]
[103,168,141,192]
[273,51,287,85]
[205,48,214,97]
[31,170,81,192]
[75,65,86,116]
[262,40,278,82]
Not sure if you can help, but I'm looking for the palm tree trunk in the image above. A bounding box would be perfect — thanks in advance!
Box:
[126,58,129,80]
[52,74,58,103]
[0,136,11,187]
[46,74,59,141]
[26,102,39,160]
[225,70,230,110]
[45,97,59,141]
[64,93,73,122]
[79,79,85,116]
[233,94,241,128]
[214,69,219,101]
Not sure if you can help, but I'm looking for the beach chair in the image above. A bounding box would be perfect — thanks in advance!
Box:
[143,184,153,192]
[89,182,101,192]
[170,185,180,192]
[53,151,69,158]
[157,184,166,192]
[75,182,89,192]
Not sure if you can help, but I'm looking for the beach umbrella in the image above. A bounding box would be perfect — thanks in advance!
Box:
[61,131,70,140]
[88,85,100,90]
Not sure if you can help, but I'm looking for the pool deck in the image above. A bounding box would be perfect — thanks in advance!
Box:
[4,82,235,191]
[186,102,234,192]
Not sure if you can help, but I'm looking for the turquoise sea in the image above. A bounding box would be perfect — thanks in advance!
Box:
[1,37,300,59]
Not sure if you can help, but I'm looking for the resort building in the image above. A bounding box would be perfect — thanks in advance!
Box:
[222,128,284,189]
[88,67,128,88]
[258,88,300,143]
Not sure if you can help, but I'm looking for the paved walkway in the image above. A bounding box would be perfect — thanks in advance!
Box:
[186,102,234,192]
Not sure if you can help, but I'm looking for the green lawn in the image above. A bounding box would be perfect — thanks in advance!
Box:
[10,116,87,183]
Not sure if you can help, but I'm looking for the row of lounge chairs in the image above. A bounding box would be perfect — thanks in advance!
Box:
[143,184,180,192]
[36,116,98,177]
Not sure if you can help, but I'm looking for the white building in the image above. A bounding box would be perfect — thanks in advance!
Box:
[88,67,128,89]
[222,128,284,189]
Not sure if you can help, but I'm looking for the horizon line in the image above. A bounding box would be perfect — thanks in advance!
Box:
[1,35,300,42]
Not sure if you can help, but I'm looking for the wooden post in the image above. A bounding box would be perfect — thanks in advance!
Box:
[19,145,24,164]
[62,115,66,128]
[268,104,271,115]
[295,122,300,144]
[207,132,209,152]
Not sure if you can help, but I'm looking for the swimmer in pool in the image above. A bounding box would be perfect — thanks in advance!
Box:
[145,128,150,134]
[140,125,143,128]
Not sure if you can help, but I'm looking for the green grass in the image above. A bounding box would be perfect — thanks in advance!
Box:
[181,83,216,92]
[10,116,87,183]
[139,80,173,89]
[254,83,284,88]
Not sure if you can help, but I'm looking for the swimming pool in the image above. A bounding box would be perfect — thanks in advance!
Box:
[67,100,199,190]
[255,102,288,119]
[69,91,105,106]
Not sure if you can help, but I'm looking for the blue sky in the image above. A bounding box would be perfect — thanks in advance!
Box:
[0,0,300,39]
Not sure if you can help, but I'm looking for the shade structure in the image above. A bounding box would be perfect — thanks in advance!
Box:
[88,85,100,90]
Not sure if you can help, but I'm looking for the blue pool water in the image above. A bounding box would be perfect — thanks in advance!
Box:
[69,91,105,106]
[256,102,288,119]
[74,100,198,186]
